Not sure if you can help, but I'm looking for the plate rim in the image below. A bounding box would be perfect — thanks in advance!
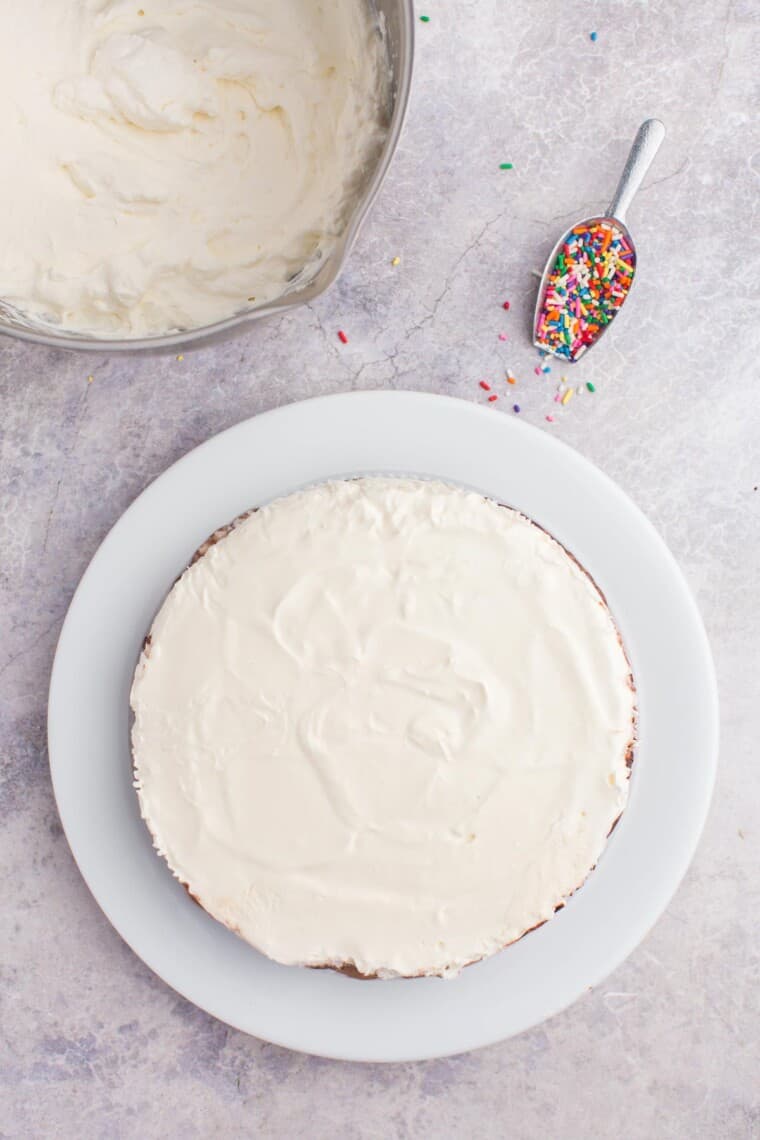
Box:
[47,390,719,1062]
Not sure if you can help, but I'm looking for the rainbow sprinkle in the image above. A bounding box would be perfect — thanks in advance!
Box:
[535,220,635,361]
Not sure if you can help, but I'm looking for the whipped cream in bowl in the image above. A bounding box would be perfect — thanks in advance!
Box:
[0,0,412,348]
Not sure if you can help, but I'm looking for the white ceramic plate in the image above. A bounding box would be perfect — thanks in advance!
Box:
[48,391,718,1062]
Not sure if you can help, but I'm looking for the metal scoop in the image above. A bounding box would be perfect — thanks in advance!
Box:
[534,118,666,362]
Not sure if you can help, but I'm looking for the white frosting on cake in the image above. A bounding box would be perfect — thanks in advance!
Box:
[131,478,635,978]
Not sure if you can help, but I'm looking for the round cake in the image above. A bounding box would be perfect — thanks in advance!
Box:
[131,478,636,978]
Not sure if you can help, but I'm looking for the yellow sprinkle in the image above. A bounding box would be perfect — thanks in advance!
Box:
[391,256,401,267]
[561,387,574,406]
[86,374,94,384]
[138,7,144,14]
[176,354,184,362]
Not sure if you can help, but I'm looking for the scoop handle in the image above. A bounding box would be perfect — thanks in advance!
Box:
[606,119,665,224]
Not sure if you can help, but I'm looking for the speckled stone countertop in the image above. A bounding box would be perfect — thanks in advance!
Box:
[1,1,758,1137]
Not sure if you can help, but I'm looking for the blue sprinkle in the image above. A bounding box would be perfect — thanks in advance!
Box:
[513,404,521,413]
[590,31,598,42]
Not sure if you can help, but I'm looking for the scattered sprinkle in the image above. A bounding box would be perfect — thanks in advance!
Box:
[590,30,598,42]
[479,380,491,391]
[513,404,521,413]
[506,374,516,385]
[586,381,596,392]
[86,374,94,384]
[545,415,555,423]
[419,14,430,21]
[502,301,511,311]
[337,330,348,344]
[561,388,574,406]
[488,394,498,402]
[391,256,401,267]
[499,163,514,171]
[534,366,542,376]
[535,219,635,361]
[541,364,551,374]
[176,354,184,362]
[498,332,508,341]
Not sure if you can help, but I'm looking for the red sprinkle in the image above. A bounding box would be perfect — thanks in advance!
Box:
[479,380,491,390]
[488,394,498,402]
[502,301,511,310]
[337,330,348,344]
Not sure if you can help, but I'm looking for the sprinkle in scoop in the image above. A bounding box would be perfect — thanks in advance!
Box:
[533,119,665,362]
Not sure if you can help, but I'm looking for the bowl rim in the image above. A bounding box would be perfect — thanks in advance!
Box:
[0,0,415,353]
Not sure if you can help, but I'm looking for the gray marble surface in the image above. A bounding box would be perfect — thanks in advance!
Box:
[2,1,759,1136]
